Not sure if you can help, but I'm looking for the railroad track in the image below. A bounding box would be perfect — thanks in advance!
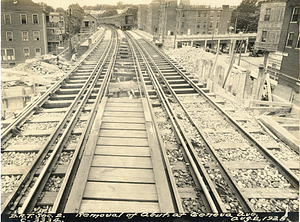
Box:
[127,30,299,213]
[1,26,298,215]
[1,28,115,214]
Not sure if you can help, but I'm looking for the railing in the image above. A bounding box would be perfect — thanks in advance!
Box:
[47,35,62,41]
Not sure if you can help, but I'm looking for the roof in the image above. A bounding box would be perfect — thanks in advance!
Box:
[1,0,43,12]
[84,13,98,20]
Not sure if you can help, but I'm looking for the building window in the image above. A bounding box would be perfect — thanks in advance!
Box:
[20,14,27,24]
[35,48,41,56]
[210,11,214,17]
[296,34,300,49]
[216,21,219,28]
[264,8,271,21]
[261,31,267,42]
[197,32,199,34]
[4,14,11,24]
[84,21,90,27]
[202,31,206,34]
[22,31,29,41]
[182,12,185,17]
[286,32,294,47]
[197,23,200,28]
[291,7,299,22]
[32,14,38,24]
[33,31,40,41]
[209,22,213,28]
[6,31,13,41]
[217,12,220,17]
[203,12,207,17]
[203,22,206,28]
[181,22,184,27]
[198,11,201,17]
[23,48,30,58]
[1,48,15,61]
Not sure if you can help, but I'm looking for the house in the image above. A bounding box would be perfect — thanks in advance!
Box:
[1,0,48,67]
[81,14,98,33]
[46,12,65,53]
[255,0,299,92]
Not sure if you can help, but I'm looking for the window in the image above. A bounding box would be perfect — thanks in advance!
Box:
[35,48,41,56]
[210,11,214,17]
[4,14,11,24]
[6,31,13,41]
[216,21,219,28]
[203,22,206,28]
[20,14,27,24]
[202,31,206,34]
[291,7,299,22]
[181,22,184,27]
[261,31,267,42]
[198,11,201,17]
[197,24,200,28]
[286,32,294,47]
[296,34,300,49]
[23,48,30,58]
[264,8,271,21]
[182,12,185,17]
[203,12,207,17]
[217,12,220,17]
[1,49,15,61]
[84,21,89,27]
[32,14,38,24]
[33,31,40,41]
[209,22,213,28]
[22,31,29,41]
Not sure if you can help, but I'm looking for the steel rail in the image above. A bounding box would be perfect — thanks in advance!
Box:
[1,31,110,214]
[127,34,184,213]
[1,29,107,144]
[51,28,118,213]
[128,32,219,213]
[142,38,299,190]
[134,39,252,212]
[18,32,115,214]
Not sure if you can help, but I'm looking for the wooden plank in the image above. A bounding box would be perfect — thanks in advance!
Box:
[106,102,142,108]
[177,187,198,198]
[92,156,153,169]
[88,167,155,183]
[97,137,149,147]
[102,116,145,123]
[241,188,298,199]
[104,111,144,117]
[29,117,62,122]
[272,117,300,124]
[282,161,299,170]
[3,145,41,152]
[94,145,150,157]
[83,182,158,201]
[1,166,25,175]
[18,192,58,206]
[213,142,250,149]
[99,129,147,138]
[259,116,299,154]
[21,129,53,136]
[104,107,143,112]
[101,122,145,130]
[80,199,159,213]
[225,161,268,169]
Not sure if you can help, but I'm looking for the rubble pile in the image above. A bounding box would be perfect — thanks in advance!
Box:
[165,46,230,76]
[12,55,71,83]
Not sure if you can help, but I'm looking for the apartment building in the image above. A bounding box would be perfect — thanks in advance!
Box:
[255,0,299,88]
[46,12,65,53]
[1,0,47,67]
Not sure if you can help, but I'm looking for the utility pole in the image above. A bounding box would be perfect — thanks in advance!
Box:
[68,8,72,61]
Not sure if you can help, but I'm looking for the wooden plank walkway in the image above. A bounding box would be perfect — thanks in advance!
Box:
[65,97,174,213]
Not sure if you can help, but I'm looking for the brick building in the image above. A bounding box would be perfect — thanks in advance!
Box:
[1,0,48,67]
[139,0,232,39]
[255,0,299,90]
[46,12,65,53]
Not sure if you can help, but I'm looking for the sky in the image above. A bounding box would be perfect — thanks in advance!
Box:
[32,0,243,10]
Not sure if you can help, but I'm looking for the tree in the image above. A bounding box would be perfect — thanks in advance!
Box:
[37,2,54,13]
[56,7,66,14]
[231,0,260,33]
[103,10,118,17]
[67,4,85,34]
[117,1,125,9]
